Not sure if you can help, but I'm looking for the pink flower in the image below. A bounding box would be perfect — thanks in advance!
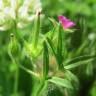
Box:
[58,15,75,29]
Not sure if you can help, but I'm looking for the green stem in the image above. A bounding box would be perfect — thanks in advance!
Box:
[32,79,45,96]
[9,28,19,96]
[8,52,19,96]
[19,64,40,79]
[14,59,19,96]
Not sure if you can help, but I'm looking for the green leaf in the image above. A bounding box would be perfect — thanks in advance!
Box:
[46,37,64,70]
[39,81,48,96]
[46,37,57,59]
[57,25,64,70]
[64,55,96,69]
[65,70,79,84]
[64,70,79,90]
[43,41,49,79]
[44,29,55,40]
[86,63,93,76]
[48,17,58,28]
[32,80,45,96]
[48,77,73,89]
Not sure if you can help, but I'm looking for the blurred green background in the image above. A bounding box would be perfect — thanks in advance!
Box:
[0,0,96,96]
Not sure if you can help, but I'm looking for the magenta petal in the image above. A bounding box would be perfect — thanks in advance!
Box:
[58,15,75,29]
[62,21,75,29]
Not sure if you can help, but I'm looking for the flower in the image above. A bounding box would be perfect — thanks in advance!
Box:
[0,0,4,10]
[58,15,75,29]
[0,0,42,31]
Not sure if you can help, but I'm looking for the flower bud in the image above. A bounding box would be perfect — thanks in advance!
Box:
[8,34,21,57]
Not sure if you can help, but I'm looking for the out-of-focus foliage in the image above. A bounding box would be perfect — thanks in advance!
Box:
[0,0,96,96]
[42,0,96,31]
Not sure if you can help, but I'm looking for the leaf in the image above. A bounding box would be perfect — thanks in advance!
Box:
[57,25,64,70]
[64,55,96,69]
[43,41,49,79]
[46,37,57,59]
[46,37,64,70]
[32,80,45,96]
[39,81,48,96]
[65,70,79,84]
[48,17,58,28]
[48,77,73,89]
[64,70,79,90]
[86,63,93,76]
